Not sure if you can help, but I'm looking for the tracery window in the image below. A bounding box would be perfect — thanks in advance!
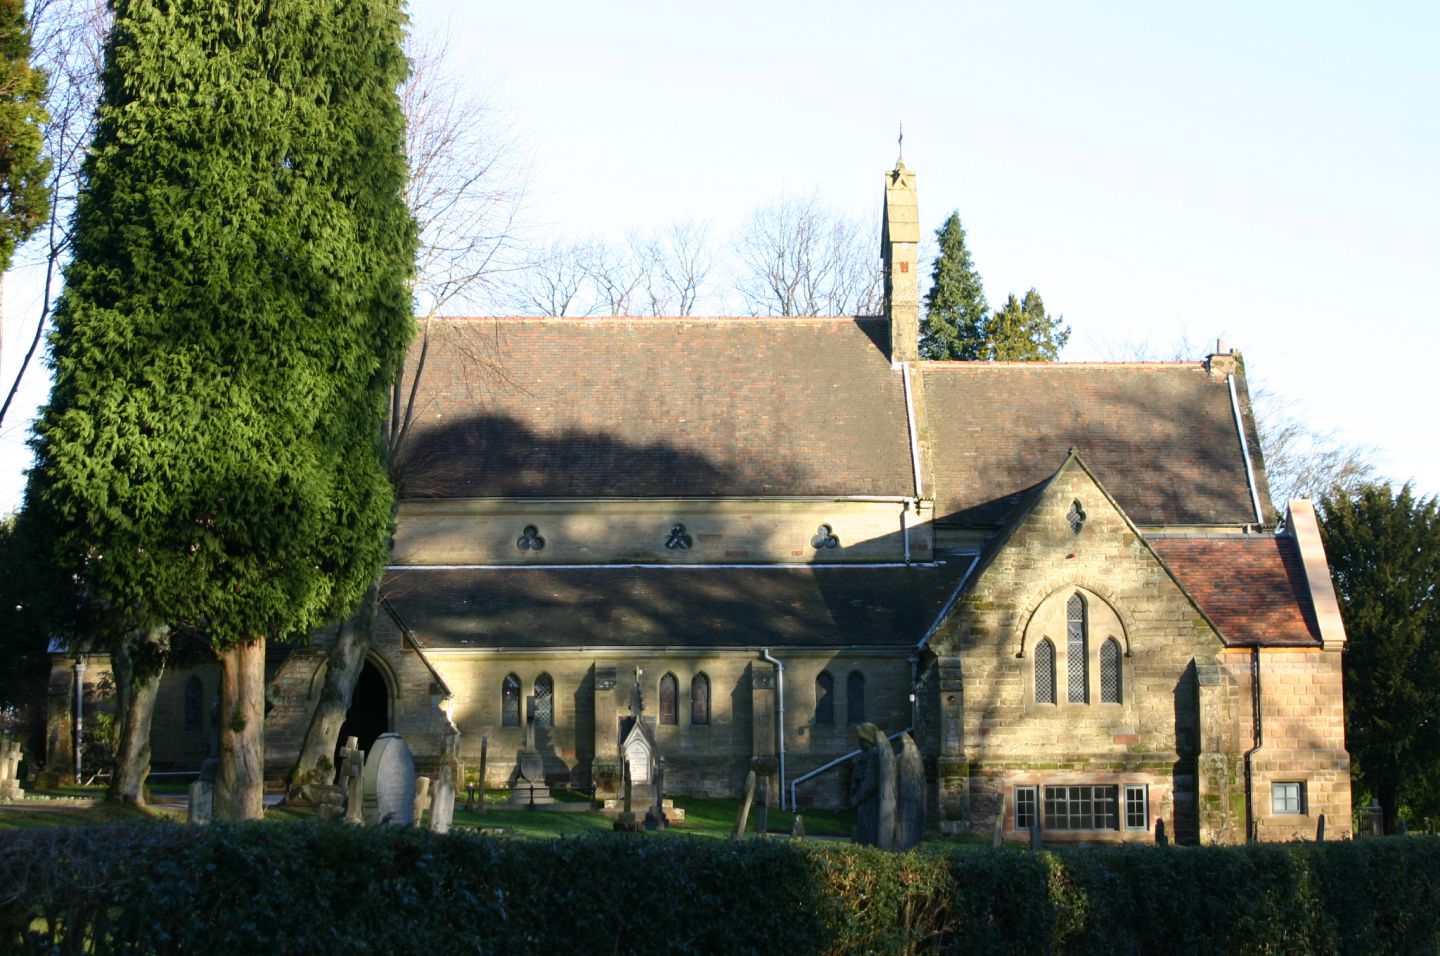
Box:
[659,673,678,725]
[1066,594,1088,704]
[502,674,521,727]
[1100,638,1122,703]
[815,671,834,724]
[534,673,554,727]
[691,673,710,725]
[847,670,866,724]
[1034,639,1056,705]
[183,676,203,732]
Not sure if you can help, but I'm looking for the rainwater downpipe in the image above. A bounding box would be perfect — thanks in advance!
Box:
[1242,645,1263,842]
[1228,374,1265,525]
[900,503,911,565]
[73,658,86,780]
[760,648,787,810]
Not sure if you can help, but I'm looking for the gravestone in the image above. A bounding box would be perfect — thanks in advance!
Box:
[848,723,882,846]
[644,757,667,831]
[430,776,456,834]
[756,777,769,836]
[477,735,488,815]
[1155,818,1168,846]
[187,780,213,825]
[413,776,432,827]
[875,733,897,851]
[508,698,553,806]
[613,758,642,832]
[791,814,805,839]
[312,785,345,821]
[894,733,925,850]
[340,736,365,826]
[362,733,416,826]
[992,791,1006,848]
[733,770,757,839]
[0,740,23,802]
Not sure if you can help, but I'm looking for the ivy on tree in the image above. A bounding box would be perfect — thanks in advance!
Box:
[26,0,416,819]
[0,0,50,272]
[1319,483,1440,834]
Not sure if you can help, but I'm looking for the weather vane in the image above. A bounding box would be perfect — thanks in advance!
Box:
[898,122,904,163]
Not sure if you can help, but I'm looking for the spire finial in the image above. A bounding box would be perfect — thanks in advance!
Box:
[897,122,904,164]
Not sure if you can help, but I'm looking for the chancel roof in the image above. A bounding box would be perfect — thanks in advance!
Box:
[922,362,1270,528]
[381,562,970,650]
[1150,535,1321,646]
[395,316,915,499]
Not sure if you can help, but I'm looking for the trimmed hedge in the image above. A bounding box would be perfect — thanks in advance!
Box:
[1,824,1437,955]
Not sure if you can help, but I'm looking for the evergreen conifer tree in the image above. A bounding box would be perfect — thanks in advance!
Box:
[920,211,988,359]
[26,0,415,819]
[986,289,1070,361]
[0,0,48,275]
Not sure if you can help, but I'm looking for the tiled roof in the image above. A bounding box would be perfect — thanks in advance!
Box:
[922,362,1270,527]
[1150,535,1320,646]
[394,316,915,499]
[381,562,969,650]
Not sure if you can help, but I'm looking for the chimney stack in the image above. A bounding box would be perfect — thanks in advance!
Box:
[883,161,920,364]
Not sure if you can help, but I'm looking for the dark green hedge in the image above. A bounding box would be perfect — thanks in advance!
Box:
[1,824,1437,955]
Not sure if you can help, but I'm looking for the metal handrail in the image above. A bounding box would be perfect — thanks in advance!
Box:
[788,727,912,812]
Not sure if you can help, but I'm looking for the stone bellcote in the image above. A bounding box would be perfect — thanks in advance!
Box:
[883,161,921,363]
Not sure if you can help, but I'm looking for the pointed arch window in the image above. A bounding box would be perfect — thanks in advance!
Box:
[815,671,834,724]
[691,673,710,725]
[1067,593,1088,704]
[534,673,554,727]
[183,676,204,731]
[659,673,678,725]
[1035,638,1056,705]
[1101,638,1123,703]
[847,670,866,724]
[502,674,521,727]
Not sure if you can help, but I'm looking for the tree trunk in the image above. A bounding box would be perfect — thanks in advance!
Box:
[286,583,379,799]
[109,627,168,807]
[214,638,266,821]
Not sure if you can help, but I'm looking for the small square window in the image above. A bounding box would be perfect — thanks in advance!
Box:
[1124,785,1148,829]
[1272,782,1305,815]
[1015,786,1037,831]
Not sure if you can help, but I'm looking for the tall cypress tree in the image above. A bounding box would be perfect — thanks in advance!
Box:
[921,211,988,360]
[986,288,1070,361]
[27,0,415,819]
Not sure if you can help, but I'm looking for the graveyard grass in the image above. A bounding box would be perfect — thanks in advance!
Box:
[0,784,874,840]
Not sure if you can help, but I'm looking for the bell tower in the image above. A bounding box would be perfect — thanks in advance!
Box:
[882,159,921,363]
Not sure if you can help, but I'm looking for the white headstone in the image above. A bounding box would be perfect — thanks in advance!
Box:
[362,733,416,826]
[430,778,456,834]
[187,780,213,825]
[624,735,651,785]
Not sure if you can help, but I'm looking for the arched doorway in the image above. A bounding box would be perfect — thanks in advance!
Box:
[336,658,391,765]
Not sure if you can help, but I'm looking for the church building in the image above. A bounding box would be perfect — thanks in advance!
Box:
[45,160,1352,843]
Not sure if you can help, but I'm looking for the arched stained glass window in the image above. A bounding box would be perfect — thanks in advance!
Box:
[183,676,203,731]
[659,673,678,725]
[1067,593,1088,704]
[1101,638,1122,703]
[847,670,866,724]
[534,673,554,727]
[1035,639,1056,705]
[815,671,834,724]
[502,674,521,727]
[691,673,710,725]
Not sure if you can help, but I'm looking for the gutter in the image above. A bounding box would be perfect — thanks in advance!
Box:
[760,648,787,810]
[1227,374,1265,525]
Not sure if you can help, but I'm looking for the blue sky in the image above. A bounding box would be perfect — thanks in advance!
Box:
[2,0,1435,509]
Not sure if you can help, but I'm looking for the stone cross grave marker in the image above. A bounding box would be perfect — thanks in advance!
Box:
[0,740,24,801]
[362,733,416,826]
[340,736,365,826]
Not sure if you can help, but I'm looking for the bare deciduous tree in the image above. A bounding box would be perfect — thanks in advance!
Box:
[1252,386,1377,513]
[638,219,712,316]
[733,193,880,316]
